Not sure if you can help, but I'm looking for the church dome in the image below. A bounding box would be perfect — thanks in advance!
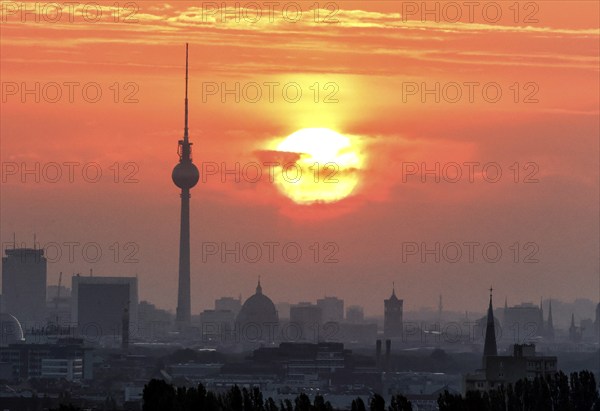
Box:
[236,280,278,343]
[0,313,24,346]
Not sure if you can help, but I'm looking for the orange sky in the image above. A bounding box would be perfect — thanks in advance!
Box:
[1,1,599,315]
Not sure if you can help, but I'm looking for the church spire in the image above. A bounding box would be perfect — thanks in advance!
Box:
[256,276,262,295]
[483,287,497,368]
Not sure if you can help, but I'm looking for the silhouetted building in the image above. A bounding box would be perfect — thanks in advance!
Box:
[338,322,378,345]
[580,318,595,341]
[137,300,172,339]
[71,275,138,343]
[200,309,236,343]
[276,302,291,320]
[346,305,364,323]
[2,248,47,327]
[290,302,322,342]
[0,338,92,381]
[502,302,544,342]
[215,296,241,316]
[384,285,403,338]
[465,344,557,393]
[236,280,278,344]
[465,289,557,394]
[316,296,344,323]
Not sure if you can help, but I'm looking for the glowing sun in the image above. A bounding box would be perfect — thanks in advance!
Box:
[271,128,362,204]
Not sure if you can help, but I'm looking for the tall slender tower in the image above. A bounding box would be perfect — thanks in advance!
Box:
[172,43,199,328]
[384,283,403,338]
[546,299,555,341]
[483,287,497,368]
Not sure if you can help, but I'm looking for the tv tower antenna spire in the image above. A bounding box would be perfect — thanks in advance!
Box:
[172,43,200,329]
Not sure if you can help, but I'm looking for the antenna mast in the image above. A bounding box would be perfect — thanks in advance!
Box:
[184,42,189,142]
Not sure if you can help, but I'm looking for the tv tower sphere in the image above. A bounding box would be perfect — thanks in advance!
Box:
[172,161,199,189]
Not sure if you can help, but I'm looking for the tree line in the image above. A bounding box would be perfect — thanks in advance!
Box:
[438,370,600,411]
[50,369,599,411]
[141,380,413,411]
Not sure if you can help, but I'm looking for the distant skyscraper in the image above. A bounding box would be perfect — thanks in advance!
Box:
[172,44,200,328]
[2,247,47,326]
[317,296,344,323]
[483,287,498,368]
[71,275,138,342]
[502,302,544,341]
[346,305,364,323]
[290,302,322,342]
[215,296,242,316]
[384,284,403,338]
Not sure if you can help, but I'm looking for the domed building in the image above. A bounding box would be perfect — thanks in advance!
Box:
[236,280,278,344]
[0,313,24,347]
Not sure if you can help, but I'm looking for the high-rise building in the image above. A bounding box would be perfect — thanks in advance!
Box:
[215,296,242,316]
[502,302,544,341]
[2,248,47,327]
[172,43,200,329]
[290,302,322,342]
[346,305,364,323]
[276,302,291,320]
[384,285,403,338]
[71,275,138,342]
[316,296,344,323]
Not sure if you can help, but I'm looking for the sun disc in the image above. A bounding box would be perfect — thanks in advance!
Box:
[271,128,362,204]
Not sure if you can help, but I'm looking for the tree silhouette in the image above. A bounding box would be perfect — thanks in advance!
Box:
[437,370,600,411]
[351,398,366,411]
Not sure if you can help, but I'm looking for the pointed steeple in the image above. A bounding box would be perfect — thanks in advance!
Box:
[483,287,497,368]
[569,313,579,342]
[256,276,262,295]
[386,282,399,301]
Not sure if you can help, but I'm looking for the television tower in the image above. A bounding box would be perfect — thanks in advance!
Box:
[172,43,199,328]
